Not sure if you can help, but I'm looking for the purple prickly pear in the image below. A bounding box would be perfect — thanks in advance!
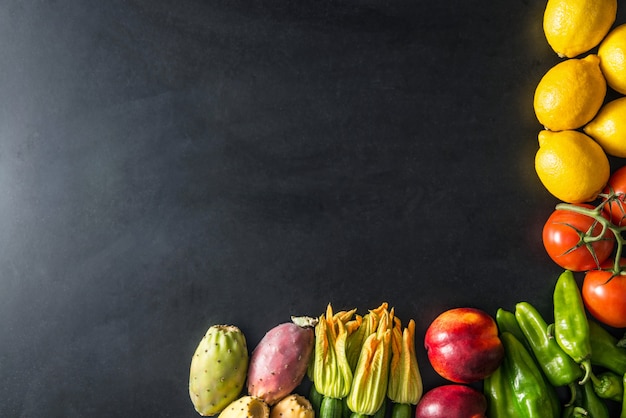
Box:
[247,316,317,405]
[218,395,270,418]
[189,324,249,416]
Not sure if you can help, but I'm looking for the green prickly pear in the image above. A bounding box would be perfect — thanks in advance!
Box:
[218,395,270,418]
[189,324,249,416]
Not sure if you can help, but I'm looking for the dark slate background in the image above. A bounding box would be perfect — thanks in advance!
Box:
[1,1,624,416]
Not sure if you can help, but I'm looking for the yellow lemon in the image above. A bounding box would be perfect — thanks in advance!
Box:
[543,0,617,58]
[535,130,610,203]
[533,55,606,132]
[598,24,626,95]
[584,97,626,158]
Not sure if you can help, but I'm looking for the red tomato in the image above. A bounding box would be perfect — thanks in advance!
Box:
[603,166,626,227]
[542,205,615,271]
[582,269,626,328]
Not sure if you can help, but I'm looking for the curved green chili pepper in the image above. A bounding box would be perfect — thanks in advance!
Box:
[501,331,560,417]
[589,319,626,376]
[515,301,581,405]
[590,370,623,402]
[561,405,589,418]
[552,270,592,384]
[496,308,533,353]
[561,383,588,418]
[483,361,519,418]
[580,379,609,418]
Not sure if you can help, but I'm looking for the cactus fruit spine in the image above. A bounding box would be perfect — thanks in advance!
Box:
[219,396,270,418]
[189,325,249,416]
[270,394,314,418]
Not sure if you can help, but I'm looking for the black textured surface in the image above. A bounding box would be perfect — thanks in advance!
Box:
[1,1,623,416]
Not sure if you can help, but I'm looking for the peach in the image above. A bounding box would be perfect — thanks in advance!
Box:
[424,307,503,383]
[415,384,487,418]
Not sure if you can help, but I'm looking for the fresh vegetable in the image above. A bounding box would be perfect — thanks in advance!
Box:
[424,307,504,383]
[189,325,249,416]
[308,385,323,417]
[582,268,626,328]
[345,305,383,371]
[500,331,560,417]
[514,301,581,403]
[247,316,317,405]
[269,394,314,418]
[218,396,270,418]
[312,304,356,418]
[552,270,593,384]
[495,308,528,349]
[547,199,626,328]
[561,383,588,418]
[387,318,423,418]
[579,379,610,418]
[483,361,519,418]
[372,399,386,418]
[589,319,626,376]
[621,373,626,418]
[590,370,624,402]
[602,165,626,226]
[542,205,614,271]
[561,405,589,418]
[415,385,487,418]
[346,309,392,418]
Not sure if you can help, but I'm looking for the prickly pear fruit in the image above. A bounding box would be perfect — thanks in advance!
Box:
[247,316,317,405]
[189,325,249,416]
[218,395,270,418]
[270,394,314,418]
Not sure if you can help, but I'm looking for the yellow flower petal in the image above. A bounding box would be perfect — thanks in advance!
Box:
[387,319,423,405]
[347,330,391,415]
[314,305,353,399]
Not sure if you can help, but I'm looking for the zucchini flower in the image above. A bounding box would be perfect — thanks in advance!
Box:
[346,302,388,371]
[333,307,359,325]
[309,306,358,380]
[346,308,392,418]
[387,318,423,418]
[313,304,354,399]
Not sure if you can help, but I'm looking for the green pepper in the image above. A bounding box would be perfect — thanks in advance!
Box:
[590,370,623,402]
[619,373,626,418]
[500,331,560,417]
[561,383,588,418]
[580,379,609,418]
[589,319,626,376]
[496,308,533,353]
[552,270,593,384]
[515,301,582,404]
[483,361,520,418]
[561,404,588,418]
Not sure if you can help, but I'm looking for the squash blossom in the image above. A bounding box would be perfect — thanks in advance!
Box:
[313,304,355,399]
[333,307,358,325]
[309,307,359,383]
[387,318,423,405]
[346,303,388,371]
[346,310,392,417]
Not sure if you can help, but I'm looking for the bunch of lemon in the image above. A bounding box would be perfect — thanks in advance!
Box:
[533,0,626,203]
